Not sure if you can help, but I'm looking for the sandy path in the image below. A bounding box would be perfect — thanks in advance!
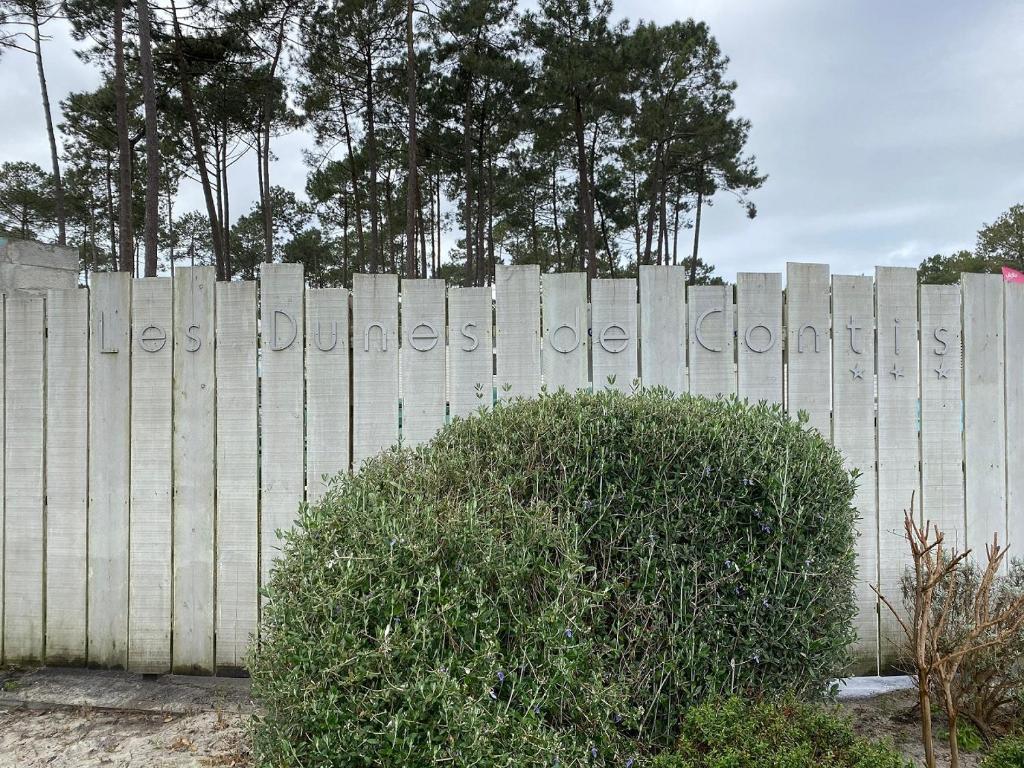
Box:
[0,668,994,767]
[0,704,250,767]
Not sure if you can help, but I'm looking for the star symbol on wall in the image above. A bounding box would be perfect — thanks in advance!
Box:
[890,363,904,380]
[935,365,950,379]
[850,364,864,380]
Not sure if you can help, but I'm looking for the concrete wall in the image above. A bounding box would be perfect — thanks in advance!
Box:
[0,262,1021,676]
[0,238,78,296]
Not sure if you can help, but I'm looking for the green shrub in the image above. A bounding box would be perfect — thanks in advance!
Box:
[937,720,985,753]
[982,736,1024,768]
[653,697,911,768]
[250,390,860,766]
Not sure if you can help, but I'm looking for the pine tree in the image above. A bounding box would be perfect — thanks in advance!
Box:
[1,0,68,245]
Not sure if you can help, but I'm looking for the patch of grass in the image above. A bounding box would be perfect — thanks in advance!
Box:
[937,720,985,753]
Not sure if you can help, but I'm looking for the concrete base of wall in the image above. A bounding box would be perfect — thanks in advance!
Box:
[0,238,78,296]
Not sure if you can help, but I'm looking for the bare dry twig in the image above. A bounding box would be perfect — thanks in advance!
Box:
[874,496,1024,768]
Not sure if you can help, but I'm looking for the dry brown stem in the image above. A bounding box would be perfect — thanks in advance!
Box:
[874,495,1024,768]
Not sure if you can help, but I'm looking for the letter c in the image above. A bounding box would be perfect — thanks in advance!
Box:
[695,307,724,352]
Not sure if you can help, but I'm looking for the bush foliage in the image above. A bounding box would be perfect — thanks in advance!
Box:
[653,697,911,768]
[982,736,1024,768]
[250,390,860,766]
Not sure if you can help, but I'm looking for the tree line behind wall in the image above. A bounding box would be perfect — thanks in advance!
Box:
[0,0,764,287]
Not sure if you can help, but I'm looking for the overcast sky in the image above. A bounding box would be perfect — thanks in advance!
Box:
[2,0,1022,280]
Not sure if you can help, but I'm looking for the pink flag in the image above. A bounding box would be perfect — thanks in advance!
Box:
[1002,266,1024,283]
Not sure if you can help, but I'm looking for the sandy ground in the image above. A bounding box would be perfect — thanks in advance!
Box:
[0,668,999,767]
[0,668,252,767]
[840,687,986,768]
[0,705,250,767]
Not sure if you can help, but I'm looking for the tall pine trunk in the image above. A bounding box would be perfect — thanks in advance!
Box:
[171,0,225,274]
[364,51,381,273]
[462,87,475,285]
[84,217,93,284]
[341,104,366,274]
[631,171,642,263]
[341,194,350,284]
[383,171,395,272]
[430,173,438,276]
[113,0,134,272]
[31,4,65,246]
[166,183,175,266]
[261,14,287,265]
[435,174,442,275]
[530,190,539,268]
[671,192,680,266]
[642,142,663,265]
[105,154,117,269]
[474,113,486,284]
[596,197,614,276]
[137,0,159,275]
[417,182,427,278]
[222,134,231,279]
[259,131,272,263]
[486,158,495,284]
[404,0,417,278]
[689,188,704,286]
[572,95,595,279]
[657,169,668,264]
[550,159,561,269]
[214,130,226,280]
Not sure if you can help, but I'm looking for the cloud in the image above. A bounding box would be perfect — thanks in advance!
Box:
[1,20,101,162]
[1,2,1022,281]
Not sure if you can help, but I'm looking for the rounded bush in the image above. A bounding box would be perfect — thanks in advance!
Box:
[250,390,859,766]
